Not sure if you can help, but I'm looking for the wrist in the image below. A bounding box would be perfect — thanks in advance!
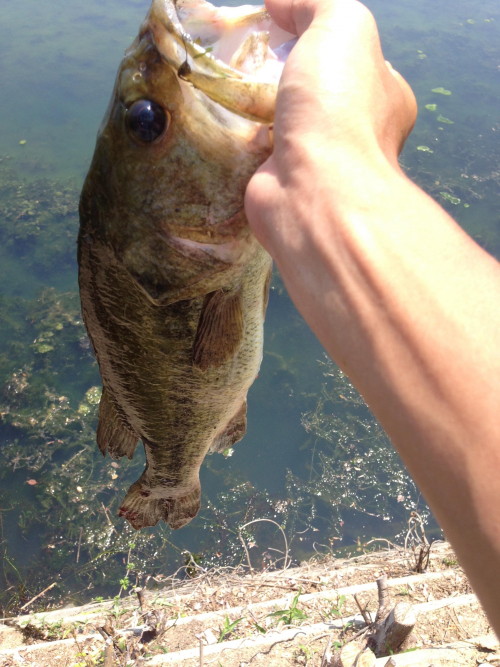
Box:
[267,140,407,263]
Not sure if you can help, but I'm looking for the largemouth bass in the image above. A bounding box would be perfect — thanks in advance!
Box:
[78,0,294,530]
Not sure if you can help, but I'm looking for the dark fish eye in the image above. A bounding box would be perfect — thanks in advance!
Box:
[126,99,168,143]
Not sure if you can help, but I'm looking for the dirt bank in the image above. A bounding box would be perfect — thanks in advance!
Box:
[0,541,497,667]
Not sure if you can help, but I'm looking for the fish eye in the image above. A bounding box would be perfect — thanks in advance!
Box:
[126,99,168,143]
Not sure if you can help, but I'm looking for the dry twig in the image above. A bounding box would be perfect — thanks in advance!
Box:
[238,518,290,576]
[19,582,57,611]
[354,593,372,626]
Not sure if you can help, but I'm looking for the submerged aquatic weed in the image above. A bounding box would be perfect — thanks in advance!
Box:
[0,160,79,275]
[85,387,102,405]
[286,357,430,543]
[36,343,54,354]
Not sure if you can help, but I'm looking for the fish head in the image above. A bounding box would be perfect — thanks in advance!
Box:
[80,0,295,301]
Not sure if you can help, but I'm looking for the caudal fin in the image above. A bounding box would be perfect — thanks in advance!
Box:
[118,478,201,530]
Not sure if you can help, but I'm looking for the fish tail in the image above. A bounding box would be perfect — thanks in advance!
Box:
[164,485,202,530]
[118,478,201,531]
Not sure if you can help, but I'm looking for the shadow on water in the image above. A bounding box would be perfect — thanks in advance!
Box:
[1,0,500,614]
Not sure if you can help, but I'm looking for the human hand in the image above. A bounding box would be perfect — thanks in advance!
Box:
[245,0,417,253]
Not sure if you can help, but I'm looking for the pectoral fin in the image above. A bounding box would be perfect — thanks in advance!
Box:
[97,388,140,460]
[193,289,244,371]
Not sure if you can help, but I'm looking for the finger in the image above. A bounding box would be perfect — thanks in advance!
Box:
[385,62,418,150]
[264,0,369,40]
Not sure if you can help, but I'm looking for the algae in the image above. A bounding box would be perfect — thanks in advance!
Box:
[0,160,79,276]
[431,87,452,95]
[440,192,461,205]
[284,358,430,548]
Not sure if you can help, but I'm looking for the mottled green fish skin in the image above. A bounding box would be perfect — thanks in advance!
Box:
[77,3,273,531]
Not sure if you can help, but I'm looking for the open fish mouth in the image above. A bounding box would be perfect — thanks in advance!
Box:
[139,0,297,123]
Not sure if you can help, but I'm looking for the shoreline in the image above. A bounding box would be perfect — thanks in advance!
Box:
[1,540,496,666]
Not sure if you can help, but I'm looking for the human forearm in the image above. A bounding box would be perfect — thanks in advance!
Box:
[246,0,500,633]
[252,150,500,629]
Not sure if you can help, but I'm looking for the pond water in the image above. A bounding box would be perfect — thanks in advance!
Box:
[1,0,499,613]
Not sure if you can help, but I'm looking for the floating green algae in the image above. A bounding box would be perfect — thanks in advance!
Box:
[432,87,452,95]
[440,192,461,205]
[437,115,454,124]
[417,146,434,153]
[425,104,437,111]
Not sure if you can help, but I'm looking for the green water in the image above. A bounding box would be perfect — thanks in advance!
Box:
[1,0,499,613]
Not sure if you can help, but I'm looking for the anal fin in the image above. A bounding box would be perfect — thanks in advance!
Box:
[193,289,244,371]
[96,387,140,460]
[210,400,247,453]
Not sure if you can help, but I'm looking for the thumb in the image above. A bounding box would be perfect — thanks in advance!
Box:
[264,0,346,37]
